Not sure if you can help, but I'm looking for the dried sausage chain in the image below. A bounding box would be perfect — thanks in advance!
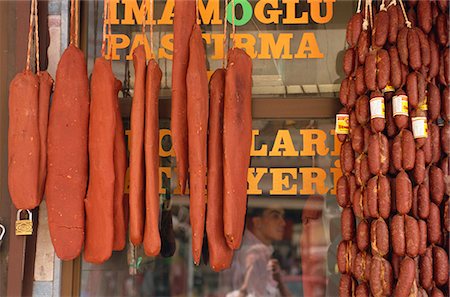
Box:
[8,0,253,267]
[336,0,449,296]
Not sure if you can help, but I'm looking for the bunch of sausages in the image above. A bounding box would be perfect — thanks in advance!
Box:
[83,54,129,263]
[9,0,252,267]
[128,43,167,262]
[171,0,252,269]
[337,0,449,296]
[46,43,130,263]
[8,0,53,221]
[8,66,53,211]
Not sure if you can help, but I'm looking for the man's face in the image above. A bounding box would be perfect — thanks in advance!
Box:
[254,209,286,242]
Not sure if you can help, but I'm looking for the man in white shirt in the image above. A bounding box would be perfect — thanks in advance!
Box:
[221,208,293,297]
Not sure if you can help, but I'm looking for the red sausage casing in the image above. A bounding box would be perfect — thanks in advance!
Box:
[428,37,439,80]
[187,24,209,264]
[395,171,412,215]
[371,218,389,257]
[417,0,432,33]
[343,48,355,77]
[357,30,370,64]
[407,24,421,70]
[8,71,40,210]
[356,220,369,251]
[341,207,355,241]
[143,60,162,257]
[413,149,425,184]
[37,71,53,202]
[46,45,89,260]
[389,47,402,89]
[373,11,389,48]
[206,69,233,272]
[339,274,355,297]
[401,129,415,170]
[387,5,399,44]
[171,0,196,194]
[418,219,427,255]
[355,283,370,297]
[346,13,363,48]
[365,51,377,91]
[433,246,449,287]
[430,165,444,205]
[404,215,419,258]
[370,256,393,296]
[419,247,433,290]
[427,202,442,244]
[84,57,116,264]
[128,45,146,245]
[391,214,405,256]
[337,175,351,208]
[223,48,252,250]
[394,257,416,297]
[112,79,127,251]
[352,251,371,281]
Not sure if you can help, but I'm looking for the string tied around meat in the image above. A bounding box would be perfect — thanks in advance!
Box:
[362,0,369,31]
[398,0,412,28]
[26,0,36,72]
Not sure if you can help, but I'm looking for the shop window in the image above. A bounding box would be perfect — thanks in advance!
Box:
[79,118,342,297]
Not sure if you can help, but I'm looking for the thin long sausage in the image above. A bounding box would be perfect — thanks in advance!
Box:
[8,71,40,209]
[186,24,209,264]
[143,59,162,256]
[37,71,53,202]
[171,0,196,194]
[206,69,234,272]
[223,48,252,250]
[129,45,146,245]
[112,78,127,251]
[46,45,88,260]
[84,57,116,264]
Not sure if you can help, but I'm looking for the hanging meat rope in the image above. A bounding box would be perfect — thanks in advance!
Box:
[46,0,89,260]
[186,2,209,265]
[223,0,253,250]
[8,0,41,211]
[143,0,163,257]
[171,0,196,194]
[84,0,119,264]
[206,0,234,272]
[129,5,148,246]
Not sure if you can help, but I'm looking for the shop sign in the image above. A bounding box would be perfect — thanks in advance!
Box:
[124,128,342,196]
[106,0,335,60]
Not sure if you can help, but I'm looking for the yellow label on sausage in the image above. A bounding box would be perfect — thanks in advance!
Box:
[418,97,428,111]
[335,114,350,135]
[392,94,409,117]
[383,85,395,93]
[370,97,385,119]
[412,117,428,139]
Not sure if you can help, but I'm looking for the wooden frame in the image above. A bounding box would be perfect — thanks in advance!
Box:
[61,257,81,297]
